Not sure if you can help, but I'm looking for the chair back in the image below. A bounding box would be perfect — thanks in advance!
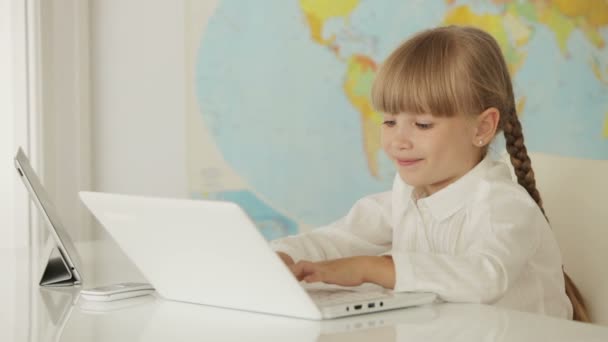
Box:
[529,152,608,325]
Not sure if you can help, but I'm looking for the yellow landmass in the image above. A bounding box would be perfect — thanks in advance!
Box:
[443,5,528,75]
[505,1,608,89]
[604,112,608,138]
[504,12,533,47]
[516,96,527,118]
[511,0,608,54]
[299,0,359,46]
[591,58,608,86]
[544,1,608,92]
[343,55,383,178]
[577,20,606,49]
[552,0,608,28]
[537,3,577,54]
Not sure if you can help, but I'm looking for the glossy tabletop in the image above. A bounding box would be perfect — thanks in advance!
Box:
[2,242,608,342]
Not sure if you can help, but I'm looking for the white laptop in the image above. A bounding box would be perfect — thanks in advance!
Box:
[79,191,436,320]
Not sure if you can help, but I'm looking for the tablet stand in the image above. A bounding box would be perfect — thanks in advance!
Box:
[40,247,80,287]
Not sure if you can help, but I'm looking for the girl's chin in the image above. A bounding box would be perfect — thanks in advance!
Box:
[397,172,422,187]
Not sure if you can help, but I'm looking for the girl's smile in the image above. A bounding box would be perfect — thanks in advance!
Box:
[396,158,423,167]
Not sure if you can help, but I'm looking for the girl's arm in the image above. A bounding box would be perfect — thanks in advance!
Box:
[289,255,396,288]
[290,195,547,300]
[391,200,545,303]
[270,191,394,263]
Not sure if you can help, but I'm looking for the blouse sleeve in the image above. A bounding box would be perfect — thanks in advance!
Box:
[269,191,394,263]
[392,195,545,303]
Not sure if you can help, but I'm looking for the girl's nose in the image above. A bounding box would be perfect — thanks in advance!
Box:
[393,125,413,150]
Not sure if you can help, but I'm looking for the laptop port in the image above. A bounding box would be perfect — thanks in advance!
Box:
[354,304,362,310]
[368,302,375,308]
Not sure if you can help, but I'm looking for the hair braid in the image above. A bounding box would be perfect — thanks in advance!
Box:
[503,110,545,216]
[503,110,590,322]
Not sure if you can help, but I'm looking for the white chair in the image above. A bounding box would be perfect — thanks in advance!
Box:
[530,152,608,325]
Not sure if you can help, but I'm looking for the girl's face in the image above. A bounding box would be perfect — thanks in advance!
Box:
[381,112,482,196]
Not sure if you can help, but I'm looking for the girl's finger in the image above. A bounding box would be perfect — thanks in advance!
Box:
[304,272,321,283]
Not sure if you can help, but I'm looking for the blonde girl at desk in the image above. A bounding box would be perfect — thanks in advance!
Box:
[271,26,588,321]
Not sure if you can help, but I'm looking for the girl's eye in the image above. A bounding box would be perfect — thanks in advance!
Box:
[415,122,433,129]
[383,120,396,127]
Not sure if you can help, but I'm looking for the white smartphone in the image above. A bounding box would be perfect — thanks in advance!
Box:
[80,282,155,302]
[78,292,157,314]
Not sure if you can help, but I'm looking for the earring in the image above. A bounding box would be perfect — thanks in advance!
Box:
[478,140,484,146]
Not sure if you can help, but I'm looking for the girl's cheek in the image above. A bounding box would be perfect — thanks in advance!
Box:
[381,134,393,151]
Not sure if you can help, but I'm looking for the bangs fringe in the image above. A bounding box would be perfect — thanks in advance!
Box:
[371,29,480,117]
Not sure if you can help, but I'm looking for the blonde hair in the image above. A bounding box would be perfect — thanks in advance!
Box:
[372,25,589,322]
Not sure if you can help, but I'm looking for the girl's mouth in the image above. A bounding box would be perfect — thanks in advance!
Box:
[397,159,423,167]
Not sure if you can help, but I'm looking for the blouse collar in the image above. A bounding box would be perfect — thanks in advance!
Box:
[392,155,510,222]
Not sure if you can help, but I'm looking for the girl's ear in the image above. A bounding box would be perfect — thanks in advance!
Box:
[473,107,500,147]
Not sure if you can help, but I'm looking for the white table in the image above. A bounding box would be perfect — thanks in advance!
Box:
[3,242,608,342]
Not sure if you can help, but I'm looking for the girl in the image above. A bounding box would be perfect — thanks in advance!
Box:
[271,26,588,321]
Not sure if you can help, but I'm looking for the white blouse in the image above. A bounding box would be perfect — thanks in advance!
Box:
[270,156,573,319]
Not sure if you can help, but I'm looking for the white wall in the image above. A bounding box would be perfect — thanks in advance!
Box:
[1,2,28,342]
[91,0,188,201]
[37,0,93,244]
[2,0,95,250]
[0,0,16,249]
[1,0,31,251]
[87,0,189,284]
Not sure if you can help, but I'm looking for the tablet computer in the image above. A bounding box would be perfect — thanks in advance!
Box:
[14,147,83,286]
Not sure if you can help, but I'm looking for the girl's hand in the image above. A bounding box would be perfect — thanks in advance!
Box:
[289,257,369,287]
[277,252,295,266]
